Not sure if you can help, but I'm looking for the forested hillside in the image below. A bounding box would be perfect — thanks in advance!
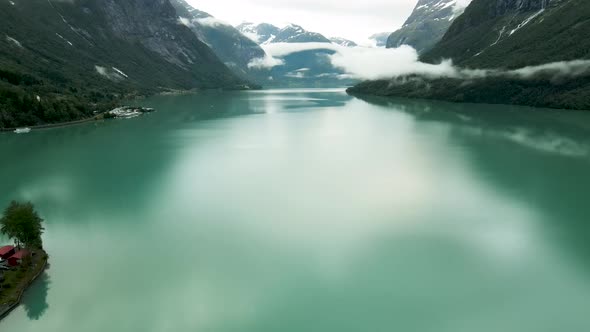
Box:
[0,0,245,128]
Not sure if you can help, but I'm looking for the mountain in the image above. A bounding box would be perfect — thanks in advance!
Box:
[170,0,266,80]
[422,0,584,68]
[386,0,470,53]
[236,23,281,44]
[0,0,246,128]
[237,23,331,44]
[330,37,358,47]
[369,32,391,47]
[349,0,590,111]
[236,22,352,87]
[273,24,331,43]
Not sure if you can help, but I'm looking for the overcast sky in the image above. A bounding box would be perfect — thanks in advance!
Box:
[185,0,418,43]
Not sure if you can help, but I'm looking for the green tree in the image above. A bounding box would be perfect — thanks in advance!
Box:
[0,201,44,249]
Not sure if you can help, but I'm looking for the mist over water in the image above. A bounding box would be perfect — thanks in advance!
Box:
[1,89,590,331]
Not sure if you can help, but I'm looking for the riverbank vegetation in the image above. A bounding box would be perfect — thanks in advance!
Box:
[347,76,590,111]
[0,201,47,311]
[0,69,123,129]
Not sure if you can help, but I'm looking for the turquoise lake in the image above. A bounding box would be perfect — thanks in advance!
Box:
[1,89,590,331]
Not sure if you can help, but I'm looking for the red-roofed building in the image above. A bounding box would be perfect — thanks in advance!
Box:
[0,245,15,260]
[8,250,30,267]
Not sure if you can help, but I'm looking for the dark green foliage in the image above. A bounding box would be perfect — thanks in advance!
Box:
[0,0,246,128]
[423,0,590,68]
[348,75,590,111]
[0,201,44,249]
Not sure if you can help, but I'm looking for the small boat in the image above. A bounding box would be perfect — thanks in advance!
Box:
[14,128,31,134]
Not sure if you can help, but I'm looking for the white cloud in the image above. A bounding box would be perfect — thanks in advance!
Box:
[262,42,339,57]
[195,17,231,28]
[255,42,590,81]
[178,17,194,28]
[454,0,473,13]
[247,54,285,69]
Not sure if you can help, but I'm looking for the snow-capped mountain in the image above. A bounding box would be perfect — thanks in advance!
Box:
[386,0,472,53]
[170,0,265,80]
[329,37,358,47]
[237,23,331,44]
[236,22,355,87]
[236,22,281,44]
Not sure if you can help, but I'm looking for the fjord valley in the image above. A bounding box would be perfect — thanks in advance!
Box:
[2,0,590,331]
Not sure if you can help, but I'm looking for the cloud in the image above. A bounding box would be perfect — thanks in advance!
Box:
[454,0,473,13]
[247,54,285,69]
[185,0,416,42]
[195,17,231,28]
[251,41,590,82]
[261,42,339,57]
[178,17,194,28]
[178,16,231,29]
[509,60,590,80]
[95,65,127,81]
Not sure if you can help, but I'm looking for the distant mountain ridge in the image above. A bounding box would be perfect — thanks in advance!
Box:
[329,37,358,47]
[236,23,332,44]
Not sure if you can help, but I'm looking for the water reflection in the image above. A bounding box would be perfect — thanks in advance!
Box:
[22,272,50,320]
[2,90,590,331]
[354,94,590,271]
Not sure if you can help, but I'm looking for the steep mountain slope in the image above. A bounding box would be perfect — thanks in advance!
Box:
[422,0,586,68]
[350,0,590,111]
[0,0,245,128]
[170,0,266,79]
[386,0,470,53]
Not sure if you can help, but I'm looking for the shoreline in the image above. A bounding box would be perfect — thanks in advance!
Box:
[0,251,48,322]
[0,113,108,133]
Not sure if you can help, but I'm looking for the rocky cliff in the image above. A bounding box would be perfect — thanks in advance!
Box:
[170,0,266,80]
[386,0,470,53]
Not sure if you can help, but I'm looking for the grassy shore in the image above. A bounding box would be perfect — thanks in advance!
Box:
[0,250,48,320]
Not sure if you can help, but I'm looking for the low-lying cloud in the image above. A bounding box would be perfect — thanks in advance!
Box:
[250,42,590,82]
[178,16,231,29]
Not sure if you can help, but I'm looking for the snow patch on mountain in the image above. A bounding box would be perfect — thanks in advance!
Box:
[5,35,23,48]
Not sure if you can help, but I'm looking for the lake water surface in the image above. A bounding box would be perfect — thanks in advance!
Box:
[1,89,590,331]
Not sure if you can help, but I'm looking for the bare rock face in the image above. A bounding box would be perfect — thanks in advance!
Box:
[98,0,209,69]
[170,0,266,80]
[386,0,469,53]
